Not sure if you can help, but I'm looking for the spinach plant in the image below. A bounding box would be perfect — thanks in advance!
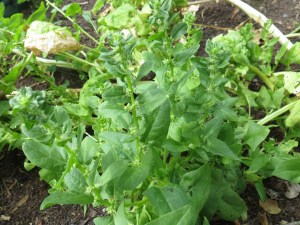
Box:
[2,0,300,224]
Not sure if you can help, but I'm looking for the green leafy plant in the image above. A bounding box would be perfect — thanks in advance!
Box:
[1,0,300,224]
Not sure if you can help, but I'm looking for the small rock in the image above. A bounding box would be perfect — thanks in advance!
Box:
[284,13,289,18]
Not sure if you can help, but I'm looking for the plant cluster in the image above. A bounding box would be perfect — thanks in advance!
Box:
[1,0,300,224]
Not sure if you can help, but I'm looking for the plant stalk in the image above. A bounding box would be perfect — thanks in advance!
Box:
[125,197,149,207]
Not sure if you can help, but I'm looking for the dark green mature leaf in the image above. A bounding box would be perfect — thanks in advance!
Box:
[143,184,190,217]
[182,122,202,138]
[248,153,269,173]
[112,112,133,130]
[114,202,132,225]
[256,86,275,110]
[173,45,200,66]
[203,138,240,161]
[117,164,150,190]
[103,86,131,103]
[142,51,163,70]
[162,139,189,153]
[145,204,198,225]
[136,88,168,115]
[255,180,267,202]
[27,2,46,24]
[243,121,270,150]
[23,141,68,172]
[87,157,101,185]
[92,0,105,13]
[143,99,170,147]
[98,101,126,118]
[64,168,87,192]
[99,132,128,149]
[171,22,188,41]
[202,117,222,141]
[99,160,128,186]
[0,101,9,117]
[65,3,83,17]
[77,136,95,166]
[215,187,247,221]
[40,191,93,210]
[273,158,300,183]
[135,61,154,84]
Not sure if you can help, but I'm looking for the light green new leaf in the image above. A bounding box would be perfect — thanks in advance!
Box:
[202,117,223,141]
[143,184,190,217]
[286,101,300,127]
[0,101,9,117]
[40,191,94,210]
[117,164,150,190]
[203,138,240,161]
[65,3,83,17]
[162,139,189,153]
[136,88,168,115]
[243,121,270,150]
[27,1,46,24]
[64,168,87,192]
[99,160,128,186]
[248,153,270,173]
[272,158,300,183]
[98,101,126,118]
[0,3,4,18]
[21,125,53,143]
[92,0,105,13]
[94,216,114,225]
[23,140,68,172]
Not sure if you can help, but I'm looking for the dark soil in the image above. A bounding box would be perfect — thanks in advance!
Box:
[1,0,300,224]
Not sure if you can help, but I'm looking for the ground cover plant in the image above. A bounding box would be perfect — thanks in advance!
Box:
[1,0,300,224]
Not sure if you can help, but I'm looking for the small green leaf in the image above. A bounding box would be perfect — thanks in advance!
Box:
[135,61,154,84]
[243,121,270,150]
[114,202,132,225]
[77,136,95,166]
[27,2,46,24]
[98,101,126,118]
[103,86,131,104]
[286,101,300,127]
[171,22,188,41]
[92,0,105,13]
[117,164,150,190]
[65,3,83,17]
[173,45,200,66]
[162,139,189,153]
[99,160,128,186]
[255,180,267,202]
[64,168,87,192]
[203,138,240,161]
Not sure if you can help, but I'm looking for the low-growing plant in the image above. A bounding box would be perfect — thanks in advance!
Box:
[1,0,300,224]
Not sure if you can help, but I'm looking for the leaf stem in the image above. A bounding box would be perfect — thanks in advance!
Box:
[92,187,111,207]
[124,197,148,207]
[257,101,297,125]
[126,75,141,162]
[248,65,275,91]
[163,149,169,166]
[56,155,75,190]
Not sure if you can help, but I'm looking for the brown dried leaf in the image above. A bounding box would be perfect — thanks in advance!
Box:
[259,198,281,214]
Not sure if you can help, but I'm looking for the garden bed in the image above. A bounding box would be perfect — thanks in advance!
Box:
[1,0,300,224]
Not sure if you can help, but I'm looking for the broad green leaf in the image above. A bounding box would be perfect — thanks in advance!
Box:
[215,187,247,221]
[111,112,133,130]
[94,216,114,225]
[65,3,83,17]
[83,11,96,29]
[272,158,300,183]
[275,40,289,66]
[232,53,250,66]
[171,42,184,56]
[92,0,106,13]
[99,160,128,186]
[271,88,284,109]
[136,88,168,115]
[99,132,127,149]
[0,3,4,18]
[173,45,200,66]
[87,157,101,185]
[117,164,150,190]
[98,101,126,118]
[142,100,170,147]
[23,140,68,172]
[77,136,95,166]
[39,168,61,183]
[162,139,189,153]
[0,101,9,117]
[243,121,270,150]
[171,22,188,41]
[27,2,46,24]
[40,190,94,210]
[135,60,154,84]
[182,122,202,138]
[286,101,300,127]
[64,168,87,192]
[21,125,53,143]
[248,153,269,173]
[145,204,198,225]
[203,138,240,161]
[63,103,89,117]
[190,31,203,46]
[236,82,258,108]
[202,117,222,141]
[77,123,85,152]
[105,4,135,29]
[103,86,131,104]
[143,184,190,217]
[256,86,275,109]
[142,51,163,70]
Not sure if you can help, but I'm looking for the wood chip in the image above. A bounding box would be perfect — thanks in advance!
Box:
[0,215,11,221]
[5,195,29,215]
